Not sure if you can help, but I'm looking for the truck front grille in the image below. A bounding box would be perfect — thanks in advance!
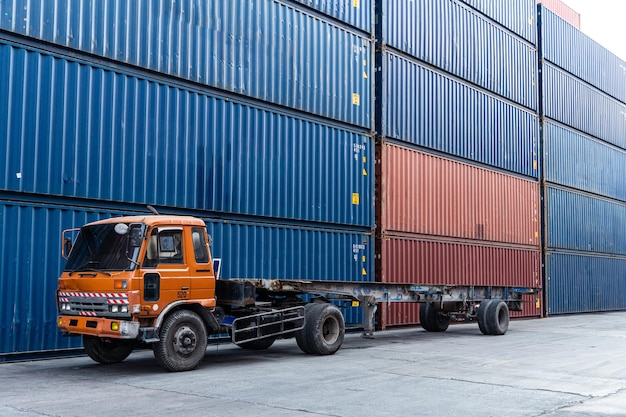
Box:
[58,291,131,318]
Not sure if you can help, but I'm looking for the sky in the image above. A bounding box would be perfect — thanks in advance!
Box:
[560,0,626,62]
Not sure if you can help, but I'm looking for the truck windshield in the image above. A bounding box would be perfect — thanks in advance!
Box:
[64,223,144,273]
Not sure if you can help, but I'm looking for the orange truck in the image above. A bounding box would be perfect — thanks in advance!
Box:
[57,212,539,371]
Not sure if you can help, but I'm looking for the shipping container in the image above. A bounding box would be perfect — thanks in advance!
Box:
[538,6,626,104]
[377,234,541,287]
[288,0,372,33]
[545,186,626,255]
[379,0,538,109]
[536,0,580,29]
[544,121,626,202]
[0,40,373,228]
[378,51,539,178]
[546,251,626,314]
[0,197,373,356]
[541,63,626,149]
[457,0,537,44]
[379,143,540,245]
[0,0,372,128]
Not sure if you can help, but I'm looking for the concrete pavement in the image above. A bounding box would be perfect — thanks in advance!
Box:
[2,312,626,417]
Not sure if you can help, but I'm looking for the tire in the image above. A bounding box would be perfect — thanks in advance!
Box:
[153,310,207,372]
[477,300,494,335]
[83,335,133,364]
[297,303,345,355]
[419,303,450,332]
[485,301,510,336]
[238,337,275,350]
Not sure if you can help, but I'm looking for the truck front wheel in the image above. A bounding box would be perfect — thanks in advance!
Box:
[153,310,207,372]
[83,335,133,364]
[296,303,345,355]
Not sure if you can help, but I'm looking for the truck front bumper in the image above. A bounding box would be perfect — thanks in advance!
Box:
[57,315,140,340]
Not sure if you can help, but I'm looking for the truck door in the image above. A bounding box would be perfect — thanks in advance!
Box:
[141,227,191,306]
[188,227,216,305]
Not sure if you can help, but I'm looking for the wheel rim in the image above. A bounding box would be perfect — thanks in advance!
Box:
[322,316,340,344]
[172,325,198,355]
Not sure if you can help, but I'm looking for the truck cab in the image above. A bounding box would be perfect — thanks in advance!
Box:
[57,215,220,370]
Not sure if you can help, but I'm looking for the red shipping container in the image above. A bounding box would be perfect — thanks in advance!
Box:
[537,0,581,29]
[378,143,540,246]
[376,234,542,327]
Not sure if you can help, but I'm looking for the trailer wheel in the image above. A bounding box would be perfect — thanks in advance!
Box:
[296,303,344,355]
[419,303,450,332]
[238,337,276,350]
[153,310,207,372]
[485,301,510,335]
[477,300,495,335]
[83,335,133,364]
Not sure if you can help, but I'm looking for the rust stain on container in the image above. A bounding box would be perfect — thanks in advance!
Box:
[379,143,540,246]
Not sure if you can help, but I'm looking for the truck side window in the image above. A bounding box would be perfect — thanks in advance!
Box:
[191,228,209,264]
[159,230,184,264]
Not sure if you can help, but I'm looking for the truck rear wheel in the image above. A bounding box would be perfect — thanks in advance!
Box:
[83,335,133,364]
[477,300,494,335]
[419,303,450,332]
[153,310,207,372]
[486,301,509,335]
[296,303,344,355]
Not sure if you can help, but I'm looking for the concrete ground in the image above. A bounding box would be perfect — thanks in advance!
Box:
[2,312,626,417]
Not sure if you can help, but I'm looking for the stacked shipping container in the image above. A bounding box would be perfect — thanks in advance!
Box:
[0,0,375,356]
[375,0,542,327]
[538,6,626,314]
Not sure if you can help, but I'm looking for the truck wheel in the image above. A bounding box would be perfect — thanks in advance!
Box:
[238,337,275,350]
[297,303,344,355]
[419,303,450,332]
[477,300,495,335]
[153,310,207,372]
[485,301,510,335]
[83,335,133,364]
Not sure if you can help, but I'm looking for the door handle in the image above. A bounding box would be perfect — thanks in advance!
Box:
[181,286,189,291]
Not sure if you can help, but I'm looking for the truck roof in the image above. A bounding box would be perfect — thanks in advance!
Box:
[85,215,206,228]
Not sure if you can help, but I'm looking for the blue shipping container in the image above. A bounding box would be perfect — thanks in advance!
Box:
[457,0,537,45]
[544,121,626,202]
[381,0,538,110]
[288,0,372,33]
[379,51,539,178]
[546,251,626,314]
[0,40,374,228]
[0,198,373,355]
[541,63,626,149]
[0,0,372,128]
[545,186,626,255]
[539,6,626,104]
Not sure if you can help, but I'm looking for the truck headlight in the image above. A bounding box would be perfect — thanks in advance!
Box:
[110,305,119,313]
[120,305,129,313]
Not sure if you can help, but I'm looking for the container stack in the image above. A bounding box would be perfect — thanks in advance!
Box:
[374,0,542,327]
[0,0,375,356]
[538,6,626,314]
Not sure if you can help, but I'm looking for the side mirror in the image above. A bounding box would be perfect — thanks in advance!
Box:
[61,228,80,260]
[129,225,143,248]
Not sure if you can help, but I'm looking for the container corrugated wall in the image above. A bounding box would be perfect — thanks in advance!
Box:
[457,0,537,44]
[0,0,372,128]
[289,0,372,33]
[379,51,539,178]
[0,40,373,228]
[539,6,625,103]
[545,187,626,255]
[544,122,626,202]
[380,0,538,109]
[0,198,373,355]
[546,252,626,315]
[379,143,540,245]
[536,0,580,29]
[541,63,626,148]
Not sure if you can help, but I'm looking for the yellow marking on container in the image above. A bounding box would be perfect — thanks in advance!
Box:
[352,93,360,106]
[533,160,537,169]
[353,0,359,8]
[351,300,360,307]
[362,268,367,276]
[352,193,360,205]
[363,71,368,79]
[535,231,539,238]
[363,169,367,176]
[363,156,367,163]
[362,255,366,262]
[536,299,541,309]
